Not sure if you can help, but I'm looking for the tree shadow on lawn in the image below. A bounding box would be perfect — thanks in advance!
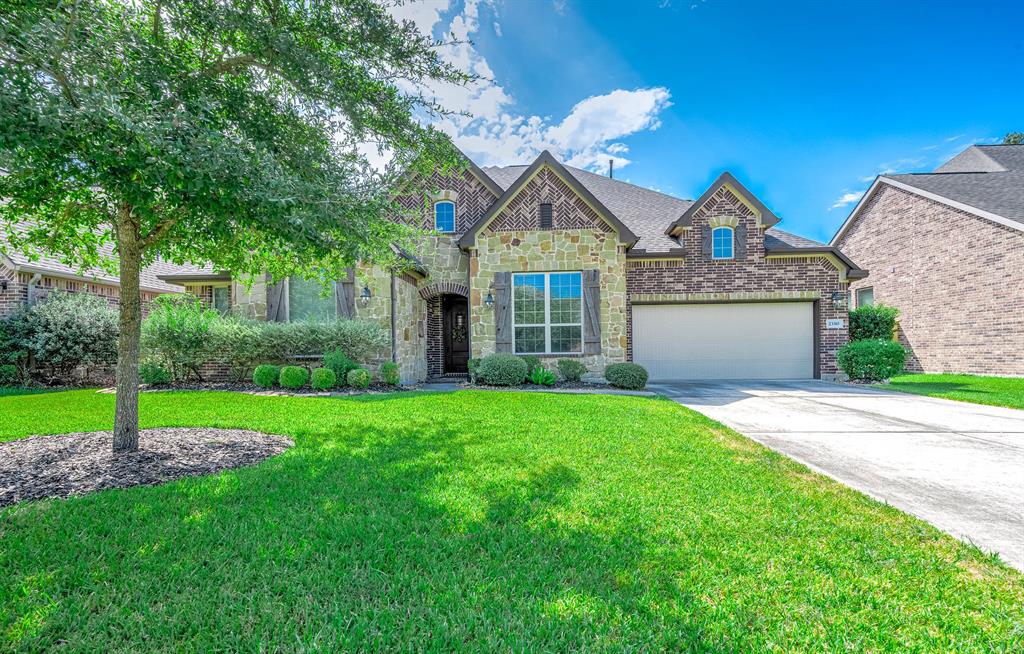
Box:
[2,393,1021,652]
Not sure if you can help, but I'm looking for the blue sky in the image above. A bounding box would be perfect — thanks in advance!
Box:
[393,0,1023,242]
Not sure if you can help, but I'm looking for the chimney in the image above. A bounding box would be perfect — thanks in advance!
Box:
[608,159,614,179]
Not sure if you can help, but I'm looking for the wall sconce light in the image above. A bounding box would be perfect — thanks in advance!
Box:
[360,284,372,306]
[484,291,494,309]
[831,291,847,311]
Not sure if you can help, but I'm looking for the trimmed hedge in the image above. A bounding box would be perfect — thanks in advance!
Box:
[139,360,172,386]
[467,358,481,383]
[605,363,648,390]
[347,367,371,389]
[849,305,899,342]
[311,367,336,390]
[557,359,587,382]
[253,364,280,388]
[379,362,400,386]
[22,291,117,378]
[477,353,528,386]
[837,339,906,381]
[279,366,309,389]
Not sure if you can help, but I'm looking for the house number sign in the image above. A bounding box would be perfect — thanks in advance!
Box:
[826,319,844,329]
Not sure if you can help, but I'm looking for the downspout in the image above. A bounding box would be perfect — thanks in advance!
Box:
[390,272,397,364]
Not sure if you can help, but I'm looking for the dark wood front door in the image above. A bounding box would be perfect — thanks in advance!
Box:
[442,295,469,374]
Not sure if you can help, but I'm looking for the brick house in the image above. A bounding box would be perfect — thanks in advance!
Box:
[167,150,866,382]
[832,144,1024,376]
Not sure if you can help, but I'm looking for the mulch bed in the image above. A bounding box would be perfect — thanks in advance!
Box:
[0,428,293,507]
[141,381,416,395]
[462,380,610,391]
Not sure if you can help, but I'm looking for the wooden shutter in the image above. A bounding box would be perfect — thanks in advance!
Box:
[582,269,601,355]
[265,274,286,322]
[734,224,748,260]
[493,272,513,353]
[336,267,355,319]
[701,225,712,258]
[539,203,553,229]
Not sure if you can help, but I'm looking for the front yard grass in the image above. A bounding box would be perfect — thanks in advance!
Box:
[880,373,1024,410]
[1,390,1022,652]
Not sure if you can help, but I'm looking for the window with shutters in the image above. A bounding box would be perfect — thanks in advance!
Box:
[712,226,734,259]
[539,203,553,229]
[512,272,582,354]
[434,200,456,233]
[287,277,337,322]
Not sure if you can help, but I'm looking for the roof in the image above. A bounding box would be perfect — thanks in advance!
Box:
[666,172,781,234]
[763,228,868,279]
[1,220,210,293]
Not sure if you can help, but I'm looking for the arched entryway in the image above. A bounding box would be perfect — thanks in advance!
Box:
[419,283,470,378]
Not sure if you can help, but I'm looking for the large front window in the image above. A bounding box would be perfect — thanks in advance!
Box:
[513,272,583,354]
[288,277,336,322]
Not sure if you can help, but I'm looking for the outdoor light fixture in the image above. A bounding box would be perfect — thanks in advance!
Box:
[484,291,494,308]
[360,284,372,306]
[831,291,847,310]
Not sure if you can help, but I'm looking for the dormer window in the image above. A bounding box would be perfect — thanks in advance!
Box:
[712,226,734,259]
[434,200,456,233]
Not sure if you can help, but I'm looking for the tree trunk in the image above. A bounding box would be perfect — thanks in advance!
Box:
[112,206,143,453]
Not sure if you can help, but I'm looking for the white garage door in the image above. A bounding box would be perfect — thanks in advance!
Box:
[632,302,814,380]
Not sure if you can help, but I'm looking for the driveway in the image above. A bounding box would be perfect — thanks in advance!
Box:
[650,379,1024,571]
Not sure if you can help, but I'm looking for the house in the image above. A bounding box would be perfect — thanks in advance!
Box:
[164,150,867,383]
[832,144,1024,376]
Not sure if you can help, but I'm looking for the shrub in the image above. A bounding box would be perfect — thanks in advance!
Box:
[323,349,360,385]
[837,339,906,381]
[0,364,17,387]
[253,364,280,388]
[0,311,29,382]
[477,353,528,386]
[279,365,309,389]
[848,304,899,342]
[605,363,648,390]
[206,317,262,382]
[256,320,388,363]
[139,360,172,385]
[142,294,219,382]
[311,367,337,390]
[528,366,557,387]
[557,359,587,383]
[379,361,400,386]
[24,291,118,378]
[466,358,481,383]
[518,355,542,375]
[347,367,371,389]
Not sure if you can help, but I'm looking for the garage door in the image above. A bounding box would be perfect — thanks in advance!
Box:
[632,302,814,380]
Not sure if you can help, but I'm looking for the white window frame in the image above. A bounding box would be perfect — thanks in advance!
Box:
[434,200,456,233]
[511,271,583,355]
[712,226,734,259]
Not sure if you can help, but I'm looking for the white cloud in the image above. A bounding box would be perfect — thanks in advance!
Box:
[829,191,864,210]
[552,0,567,15]
[389,0,672,172]
[493,21,502,36]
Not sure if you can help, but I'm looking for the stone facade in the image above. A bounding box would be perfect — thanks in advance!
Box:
[836,183,1024,376]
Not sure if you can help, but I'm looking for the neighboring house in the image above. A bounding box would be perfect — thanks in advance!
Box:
[832,144,1024,376]
[165,150,866,383]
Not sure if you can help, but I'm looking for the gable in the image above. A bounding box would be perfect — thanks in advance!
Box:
[484,167,613,235]
[666,172,780,236]
[688,184,760,227]
[393,168,499,235]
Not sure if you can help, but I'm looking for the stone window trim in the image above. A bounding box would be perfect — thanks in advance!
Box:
[511,271,584,355]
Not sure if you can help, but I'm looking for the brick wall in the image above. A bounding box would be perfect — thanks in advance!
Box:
[0,263,166,317]
[626,187,850,378]
[836,183,1024,376]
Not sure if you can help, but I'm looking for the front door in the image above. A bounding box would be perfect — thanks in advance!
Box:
[442,295,470,374]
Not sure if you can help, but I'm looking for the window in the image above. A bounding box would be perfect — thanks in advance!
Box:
[434,201,456,233]
[212,286,231,316]
[539,203,553,229]
[712,226,734,259]
[288,277,336,322]
[512,272,583,354]
[856,287,874,308]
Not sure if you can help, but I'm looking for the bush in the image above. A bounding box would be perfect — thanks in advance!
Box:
[255,320,388,363]
[379,361,400,386]
[23,291,118,379]
[557,359,587,383]
[605,363,648,390]
[0,364,17,387]
[476,353,528,386]
[837,339,906,381]
[0,310,30,367]
[518,355,542,375]
[466,358,481,383]
[528,366,556,387]
[139,360,172,385]
[142,294,219,382]
[279,365,309,389]
[253,364,280,388]
[347,367,371,389]
[848,304,899,342]
[206,317,262,382]
[323,349,361,385]
[311,367,337,390]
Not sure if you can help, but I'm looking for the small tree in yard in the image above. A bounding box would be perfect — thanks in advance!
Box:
[0,1,472,452]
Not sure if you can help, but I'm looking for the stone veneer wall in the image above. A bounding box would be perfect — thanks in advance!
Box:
[393,273,428,383]
[469,230,627,373]
[836,183,1024,375]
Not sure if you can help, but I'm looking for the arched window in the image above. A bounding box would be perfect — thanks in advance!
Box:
[434,200,456,233]
[712,226,734,259]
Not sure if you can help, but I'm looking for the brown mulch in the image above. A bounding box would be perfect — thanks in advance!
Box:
[0,428,293,507]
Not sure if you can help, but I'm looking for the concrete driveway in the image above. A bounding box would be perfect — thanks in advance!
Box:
[650,379,1024,571]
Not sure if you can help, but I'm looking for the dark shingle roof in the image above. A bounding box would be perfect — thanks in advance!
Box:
[764,229,824,249]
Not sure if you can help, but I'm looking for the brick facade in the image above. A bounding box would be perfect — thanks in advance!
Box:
[0,261,165,317]
[836,184,1024,376]
[484,168,613,234]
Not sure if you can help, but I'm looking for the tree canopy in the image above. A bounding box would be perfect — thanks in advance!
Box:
[1004,132,1023,145]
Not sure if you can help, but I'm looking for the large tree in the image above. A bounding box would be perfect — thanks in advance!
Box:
[1004,132,1023,145]
[0,0,470,452]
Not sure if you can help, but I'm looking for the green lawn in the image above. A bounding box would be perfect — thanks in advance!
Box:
[880,373,1024,410]
[1,390,1022,652]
